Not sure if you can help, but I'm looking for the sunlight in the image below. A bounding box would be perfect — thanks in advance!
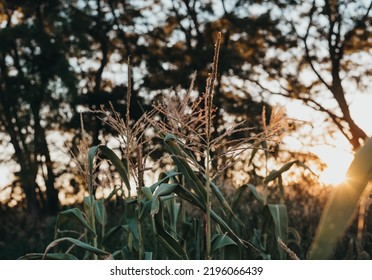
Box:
[319,164,348,185]
[314,146,353,186]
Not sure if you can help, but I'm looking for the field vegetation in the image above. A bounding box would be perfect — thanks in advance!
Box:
[0,0,371,260]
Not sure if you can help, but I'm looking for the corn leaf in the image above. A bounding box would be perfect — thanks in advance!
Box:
[150,183,179,216]
[144,252,153,260]
[88,145,131,193]
[202,174,243,226]
[211,234,237,251]
[56,208,95,235]
[152,205,188,259]
[211,234,240,260]
[230,184,262,218]
[264,160,312,184]
[148,170,181,192]
[263,204,288,243]
[19,253,79,260]
[173,183,259,253]
[309,137,372,259]
[44,237,112,259]
[164,134,207,202]
[263,204,288,259]
[94,199,107,226]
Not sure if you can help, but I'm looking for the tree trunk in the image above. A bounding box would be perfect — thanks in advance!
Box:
[330,72,368,150]
[32,101,60,215]
[22,175,40,216]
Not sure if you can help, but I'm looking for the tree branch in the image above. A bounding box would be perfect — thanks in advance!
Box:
[254,80,352,142]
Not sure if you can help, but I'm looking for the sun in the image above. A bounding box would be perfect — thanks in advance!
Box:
[319,165,348,185]
[314,146,353,186]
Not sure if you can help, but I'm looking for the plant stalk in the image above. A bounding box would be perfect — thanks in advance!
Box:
[205,147,212,260]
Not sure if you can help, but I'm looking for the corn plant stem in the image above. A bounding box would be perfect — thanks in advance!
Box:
[137,190,143,260]
[88,174,98,260]
[205,147,212,260]
[262,155,268,250]
[263,157,268,205]
[181,176,187,251]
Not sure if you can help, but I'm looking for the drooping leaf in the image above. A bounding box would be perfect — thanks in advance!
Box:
[44,237,112,259]
[163,134,207,202]
[56,208,95,235]
[150,183,179,215]
[148,170,181,192]
[211,234,237,251]
[152,205,188,259]
[172,183,259,253]
[19,253,79,260]
[231,184,263,212]
[309,138,372,259]
[202,174,243,226]
[211,234,240,260]
[264,160,313,184]
[88,145,131,194]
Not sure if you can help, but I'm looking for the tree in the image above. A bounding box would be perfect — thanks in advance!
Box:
[251,0,371,150]
[0,0,149,213]
[0,0,78,214]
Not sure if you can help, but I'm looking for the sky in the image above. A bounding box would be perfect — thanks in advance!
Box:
[278,92,372,185]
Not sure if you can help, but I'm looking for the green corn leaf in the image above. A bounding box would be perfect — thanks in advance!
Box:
[264,160,312,184]
[88,145,131,194]
[102,225,128,245]
[211,234,240,260]
[232,184,263,211]
[173,183,259,253]
[150,183,179,216]
[152,205,188,259]
[309,138,372,260]
[83,195,92,214]
[144,252,153,260]
[163,134,207,202]
[193,218,202,260]
[263,204,288,243]
[148,170,181,192]
[44,237,112,259]
[94,199,107,226]
[202,175,243,226]
[127,217,139,243]
[19,253,79,260]
[263,204,288,259]
[165,196,180,232]
[141,187,153,200]
[138,200,152,222]
[56,208,95,235]
[211,234,237,251]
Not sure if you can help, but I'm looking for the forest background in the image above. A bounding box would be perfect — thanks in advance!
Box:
[0,0,371,260]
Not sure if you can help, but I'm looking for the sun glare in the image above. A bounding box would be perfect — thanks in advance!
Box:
[315,146,353,186]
